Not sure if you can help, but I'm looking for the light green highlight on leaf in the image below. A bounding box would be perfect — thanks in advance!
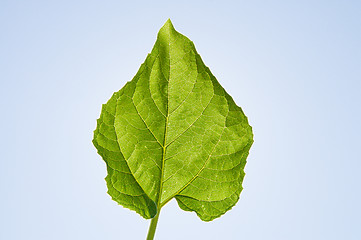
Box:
[93,19,253,225]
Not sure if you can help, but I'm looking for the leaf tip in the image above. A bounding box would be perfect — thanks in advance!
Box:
[159,18,176,34]
[165,18,173,26]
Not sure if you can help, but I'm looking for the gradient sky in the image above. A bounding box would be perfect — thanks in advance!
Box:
[1,1,360,239]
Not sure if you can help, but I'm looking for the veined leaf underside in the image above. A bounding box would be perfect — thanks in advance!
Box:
[93,19,253,221]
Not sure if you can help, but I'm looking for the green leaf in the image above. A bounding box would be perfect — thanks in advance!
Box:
[93,19,253,222]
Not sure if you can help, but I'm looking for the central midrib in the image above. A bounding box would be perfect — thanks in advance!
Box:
[155,32,171,211]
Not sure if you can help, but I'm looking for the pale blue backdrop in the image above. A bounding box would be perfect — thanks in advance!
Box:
[1,0,360,239]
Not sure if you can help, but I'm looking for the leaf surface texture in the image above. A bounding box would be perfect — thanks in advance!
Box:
[93,19,253,221]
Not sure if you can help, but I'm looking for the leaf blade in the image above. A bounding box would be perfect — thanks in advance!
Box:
[93,19,253,221]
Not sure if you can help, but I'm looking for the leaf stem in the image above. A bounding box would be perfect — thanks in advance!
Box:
[146,209,161,240]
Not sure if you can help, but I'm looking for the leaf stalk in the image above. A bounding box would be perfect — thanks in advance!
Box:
[146,209,161,240]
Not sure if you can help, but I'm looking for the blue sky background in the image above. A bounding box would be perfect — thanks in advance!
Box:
[1,1,360,239]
